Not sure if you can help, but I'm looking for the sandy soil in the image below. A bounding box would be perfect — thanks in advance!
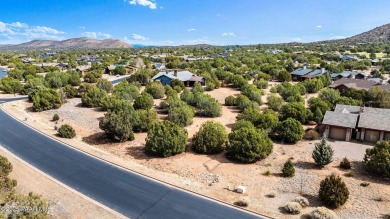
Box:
[1,85,389,219]
[0,147,124,219]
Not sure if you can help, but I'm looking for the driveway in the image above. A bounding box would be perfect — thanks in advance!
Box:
[327,140,374,161]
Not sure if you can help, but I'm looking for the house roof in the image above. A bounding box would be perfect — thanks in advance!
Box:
[367,78,383,84]
[152,71,203,82]
[334,104,361,114]
[358,109,390,131]
[328,78,376,90]
[107,65,116,71]
[331,71,364,78]
[290,67,313,76]
[302,69,327,78]
[322,111,359,128]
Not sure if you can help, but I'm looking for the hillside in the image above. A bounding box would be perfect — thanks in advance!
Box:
[345,23,390,43]
[0,37,132,51]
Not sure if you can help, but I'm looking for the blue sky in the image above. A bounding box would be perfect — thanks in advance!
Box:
[0,0,390,45]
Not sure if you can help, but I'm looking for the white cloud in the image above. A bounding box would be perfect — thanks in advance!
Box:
[222,32,235,37]
[128,0,157,9]
[0,21,66,44]
[187,28,196,32]
[131,33,149,41]
[79,26,86,29]
[81,32,111,39]
[316,25,322,28]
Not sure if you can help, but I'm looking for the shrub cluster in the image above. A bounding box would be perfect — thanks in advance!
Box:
[192,121,228,154]
[57,124,76,138]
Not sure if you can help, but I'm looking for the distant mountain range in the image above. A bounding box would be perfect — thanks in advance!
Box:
[0,37,132,51]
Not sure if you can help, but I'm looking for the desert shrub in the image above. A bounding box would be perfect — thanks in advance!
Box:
[360,182,370,187]
[52,114,59,121]
[113,66,126,75]
[263,169,272,176]
[104,98,134,113]
[312,137,334,167]
[319,174,349,208]
[267,94,283,111]
[192,82,204,93]
[236,94,259,110]
[180,88,195,105]
[96,78,113,93]
[226,126,273,163]
[145,121,188,157]
[133,93,154,110]
[319,88,340,106]
[305,129,320,140]
[270,86,277,93]
[167,104,195,126]
[77,83,94,97]
[312,107,324,124]
[81,87,108,108]
[344,170,354,177]
[193,93,222,117]
[308,97,331,115]
[145,81,165,99]
[225,95,237,106]
[363,140,390,177]
[0,77,23,94]
[273,118,304,143]
[284,201,301,215]
[253,78,268,89]
[112,81,140,101]
[132,109,158,132]
[277,70,292,82]
[241,84,263,105]
[32,88,62,112]
[340,157,351,169]
[257,109,279,132]
[294,196,309,207]
[309,207,338,219]
[231,120,255,131]
[84,70,103,83]
[236,106,262,125]
[192,121,228,154]
[0,155,13,177]
[63,85,77,98]
[303,78,324,93]
[99,110,135,142]
[57,124,76,138]
[233,200,248,207]
[266,191,276,198]
[282,159,295,177]
[170,79,185,92]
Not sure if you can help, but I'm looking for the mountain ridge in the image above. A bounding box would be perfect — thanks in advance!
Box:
[0,37,132,51]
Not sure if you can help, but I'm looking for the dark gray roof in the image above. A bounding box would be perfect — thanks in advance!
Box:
[152,71,203,82]
[328,78,376,90]
[322,111,359,128]
[290,67,313,76]
[358,110,390,131]
[334,104,361,114]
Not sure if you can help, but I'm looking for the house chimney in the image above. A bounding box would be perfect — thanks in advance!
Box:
[321,68,325,73]
[303,66,307,70]
[174,70,178,77]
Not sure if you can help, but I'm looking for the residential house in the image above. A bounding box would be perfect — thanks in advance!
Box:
[367,77,384,84]
[330,71,365,80]
[151,70,205,86]
[340,55,359,61]
[105,65,116,74]
[76,65,91,76]
[323,104,390,142]
[40,52,56,59]
[265,49,284,54]
[328,78,377,91]
[212,53,231,58]
[301,68,328,79]
[290,66,315,81]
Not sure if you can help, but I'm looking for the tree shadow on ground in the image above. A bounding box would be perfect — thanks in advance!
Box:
[25,106,34,112]
[125,145,151,161]
[295,161,320,170]
[348,161,390,185]
[82,132,114,145]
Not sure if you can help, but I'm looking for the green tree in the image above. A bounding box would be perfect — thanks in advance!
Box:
[363,141,390,177]
[63,85,77,98]
[267,94,284,111]
[225,95,237,106]
[81,87,108,108]
[145,121,188,157]
[319,88,340,106]
[99,110,135,142]
[112,81,140,101]
[312,137,334,167]
[273,118,304,143]
[57,124,76,138]
[96,78,113,93]
[167,104,195,126]
[0,77,23,94]
[192,121,228,154]
[319,174,349,209]
[280,102,307,124]
[32,88,62,112]
[145,81,165,99]
[226,126,273,163]
[133,93,154,110]
[282,159,295,177]
[132,109,159,132]
[192,82,204,93]
[114,66,127,75]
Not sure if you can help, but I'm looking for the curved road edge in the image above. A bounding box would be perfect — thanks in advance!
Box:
[0,104,272,219]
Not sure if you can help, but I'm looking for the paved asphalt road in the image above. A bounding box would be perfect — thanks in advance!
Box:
[0,103,262,218]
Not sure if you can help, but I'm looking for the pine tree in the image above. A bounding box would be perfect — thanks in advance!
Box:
[313,107,324,124]
[319,174,349,208]
[312,137,334,167]
[282,159,295,177]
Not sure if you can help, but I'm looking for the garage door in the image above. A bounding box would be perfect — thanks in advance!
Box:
[384,132,390,141]
[365,130,380,143]
[329,127,347,140]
